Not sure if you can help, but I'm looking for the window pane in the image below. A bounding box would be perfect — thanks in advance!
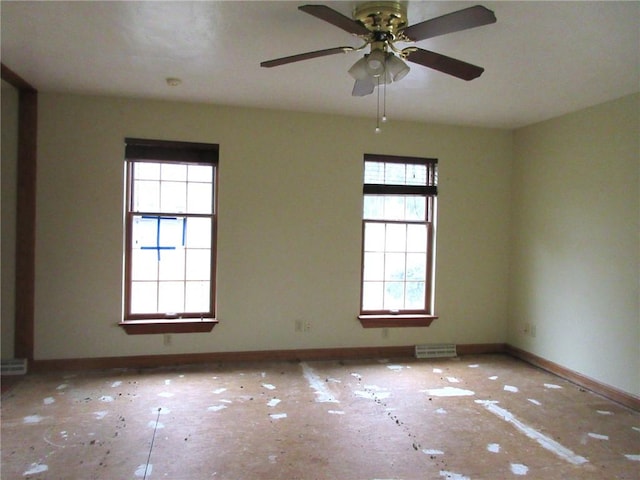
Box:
[363,195,384,220]
[384,196,405,220]
[160,181,187,212]
[184,218,211,248]
[406,164,427,186]
[158,281,185,313]
[131,249,158,281]
[384,253,406,281]
[135,162,160,180]
[130,282,157,314]
[363,252,384,281]
[133,180,159,212]
[185,281,210,312]
[362,281,384,310]
[132,216,160,249]
[364,161,384,184]
[406,224,427,252]
[406,253,426,280]
[386,163,405,184]
[186,250,210,280]
[364,222,385,251]
[405,282,425,309]
[187,183,212,214]
[384,282,404,310]
[405,197,425,221]
[158,248,185,281]
[188,164,212,182]
[162,163,187,181]
[385,224,406,252]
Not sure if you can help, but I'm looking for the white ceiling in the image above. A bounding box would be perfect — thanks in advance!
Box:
[2,1,639,128]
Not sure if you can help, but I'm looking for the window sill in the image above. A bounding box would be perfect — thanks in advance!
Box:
[119,319,218,335]
[358,315,438,328]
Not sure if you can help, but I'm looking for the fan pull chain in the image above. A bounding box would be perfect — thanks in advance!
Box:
[375,76,381,133]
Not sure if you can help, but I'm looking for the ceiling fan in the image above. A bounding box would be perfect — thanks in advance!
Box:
[261,2,496,96]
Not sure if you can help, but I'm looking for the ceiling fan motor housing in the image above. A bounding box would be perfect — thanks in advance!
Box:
[353,1,409,38]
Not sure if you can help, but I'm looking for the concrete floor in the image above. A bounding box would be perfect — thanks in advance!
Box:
[1,354,638,479]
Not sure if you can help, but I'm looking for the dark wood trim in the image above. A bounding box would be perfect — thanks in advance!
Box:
[1,64,36,92]
[119,320,218,335]
[29,343,506,373]
[505,344,640,412]
[358,315,438,328]
[2,64,37,361]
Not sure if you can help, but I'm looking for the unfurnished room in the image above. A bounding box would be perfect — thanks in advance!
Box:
[1,1,639,479]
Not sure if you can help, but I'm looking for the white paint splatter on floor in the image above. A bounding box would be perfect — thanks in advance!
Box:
[43,397,55,405]
[147,420,165,429]
[262,383,276,390]
[355,390,391,400]
[100,395,114,402]
[328,410,345,415]
[468,364,479,368]
[423,449,444,455]
[475,400,588,465]
[544,383,562,389]
[23,415,44,424]
[588,432,609,440]
[439,470,470,480]
[624,454,640,461]
[487,443,500,453]
[527,398,541,406]
[504,385,519,393]
[387,365,404,371]
[94,411,108,420]
[157,392,173,398]
[422,387,475,397]
[351,373,362,380]
[510,463,529,475]
[446,377,460,383]
[268,454,277,464]
[596,410,613,415]
[164,379,171,385]
[56,384,69,390]
[435,408,447,414]
[488,376,498,380]
[134,464,152,477]
[433,368,443,374]
[269,413,287,420]
[267,398,281,407]
[212,388,227,394]
[23,463,48,475]
[300,362,338,403]
[220,399,232,404]
[207,405,228,412]
[111,381,122,388]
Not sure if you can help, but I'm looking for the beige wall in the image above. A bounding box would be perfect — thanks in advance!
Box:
[1,80,19,359]
[509,93,640,396]
[34,93,512,360]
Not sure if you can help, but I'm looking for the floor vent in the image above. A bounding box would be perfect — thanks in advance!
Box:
[415,344,457,359]
[1,359,28,375]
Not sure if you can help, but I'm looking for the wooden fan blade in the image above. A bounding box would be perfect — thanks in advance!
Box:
[261,47,351,68]
[405,48,485,81]
[299,5,370,36]
[401,5,496,42]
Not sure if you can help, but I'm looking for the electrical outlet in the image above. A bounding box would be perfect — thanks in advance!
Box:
[523,323,530,335]
[303,321,311,332]
[382,328,389,339]
[163,334,172,346]
[530,324,537,338]
[294,320,303,332]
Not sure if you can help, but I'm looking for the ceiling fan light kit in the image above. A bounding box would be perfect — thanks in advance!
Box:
[261,1,496,130]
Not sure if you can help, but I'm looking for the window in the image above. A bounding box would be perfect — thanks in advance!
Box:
[359,154,438,328]
[121,138,218,334]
